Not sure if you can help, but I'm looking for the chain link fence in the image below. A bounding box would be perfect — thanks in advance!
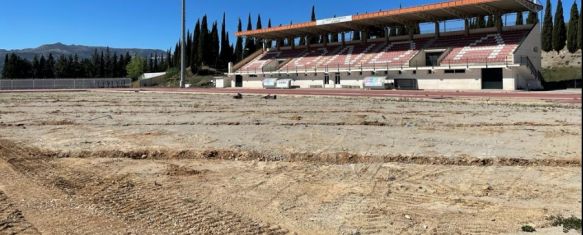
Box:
[0,78,131,90]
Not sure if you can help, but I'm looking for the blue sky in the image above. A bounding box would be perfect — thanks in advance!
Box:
[0,0,578,50]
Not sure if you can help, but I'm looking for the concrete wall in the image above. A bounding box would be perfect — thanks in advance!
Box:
[215,78,232,88]
[514,24,542,70]
[235,67,522,90]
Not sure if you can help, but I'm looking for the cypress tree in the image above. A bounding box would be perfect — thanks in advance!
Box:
[310,6,319,44]
[150,54,156,72]
[516,12,524,25]
[153,53,159,72]
[99,51,105,77]
[567,2,579,53]
[219,13,230,68]
[192,19,201,66]
[124,52,131,75]
[174,42,180,68]
[579,6,582,50]
[185,30,192,66]
[198,15,209,66]
[32,56,40,78]
[46,54,55,78]
[91,49,99,76]
[542,0,554,52]
[105,48,113,77]
[1,54,8,78]
[526,11,539,25]
[166,50,172,68]
[210,22,220,67]
[243,14,255,58]
[255,15,263,50]
[112,53,119,77]
[39,55,46,78]
[311,5,316,22]
[552,0,567,52]
[234,18,244,62]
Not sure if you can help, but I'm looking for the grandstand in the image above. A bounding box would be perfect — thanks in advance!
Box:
[228,0,544,90]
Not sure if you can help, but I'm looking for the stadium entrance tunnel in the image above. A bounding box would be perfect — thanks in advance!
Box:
[235,75,243,87]
[481,68,503,89]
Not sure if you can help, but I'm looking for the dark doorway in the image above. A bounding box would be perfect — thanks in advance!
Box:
[394,78,418,90]
[334,73,341,85]
[324,74,330,85]
[235,75,243,87]
[425,52,443,66]
[481,68,503,89]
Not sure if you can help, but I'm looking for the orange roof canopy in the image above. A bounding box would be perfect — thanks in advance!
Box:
[236,0,542,39]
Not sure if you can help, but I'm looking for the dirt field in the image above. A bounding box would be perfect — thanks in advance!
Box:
[0,91,581,234]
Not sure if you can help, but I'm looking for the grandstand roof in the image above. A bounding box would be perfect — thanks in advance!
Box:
[236,0,542,39]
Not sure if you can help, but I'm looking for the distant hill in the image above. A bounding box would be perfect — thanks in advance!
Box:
[0,43,165,71]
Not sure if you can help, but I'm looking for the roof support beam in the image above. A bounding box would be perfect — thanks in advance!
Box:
[440,8,470,19]
[476,4,498,15]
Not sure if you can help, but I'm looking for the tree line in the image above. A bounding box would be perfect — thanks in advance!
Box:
[2,48,168,79]
[3,2,580,79]
[542,0,581,53]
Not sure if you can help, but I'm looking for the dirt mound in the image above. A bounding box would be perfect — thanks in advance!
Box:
[25,145,581,167]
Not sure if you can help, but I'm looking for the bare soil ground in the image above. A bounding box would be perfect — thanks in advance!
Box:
[0,91,580,234]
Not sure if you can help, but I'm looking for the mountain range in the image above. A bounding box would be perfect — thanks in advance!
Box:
[0,43,166,71]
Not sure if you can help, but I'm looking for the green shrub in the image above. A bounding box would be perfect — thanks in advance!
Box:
[548,215,582,233]
[521,225,536,232]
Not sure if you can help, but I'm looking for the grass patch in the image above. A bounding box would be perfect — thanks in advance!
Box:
[542,67,582,82]
[548,215,582,233]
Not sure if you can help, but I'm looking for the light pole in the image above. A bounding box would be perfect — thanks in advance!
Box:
[180,0,186,88]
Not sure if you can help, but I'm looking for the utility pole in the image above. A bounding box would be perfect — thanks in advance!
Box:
[180,0,186,88]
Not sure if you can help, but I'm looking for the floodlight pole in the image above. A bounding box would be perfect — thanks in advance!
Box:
[180,0,186,88]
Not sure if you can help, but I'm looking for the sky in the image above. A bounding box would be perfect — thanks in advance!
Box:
[0,0,579,50]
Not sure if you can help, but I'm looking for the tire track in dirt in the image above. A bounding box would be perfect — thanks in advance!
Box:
[93,180,289,234]
[0,191,40,235]
[0,140,291,234]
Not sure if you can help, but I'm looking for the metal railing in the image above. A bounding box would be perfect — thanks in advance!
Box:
[235,55,519,74]
[0,78,131,90]
[518,56,544,82]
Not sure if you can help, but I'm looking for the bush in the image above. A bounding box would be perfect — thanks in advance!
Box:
[549,215,582,233]
[521,225,536,232]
